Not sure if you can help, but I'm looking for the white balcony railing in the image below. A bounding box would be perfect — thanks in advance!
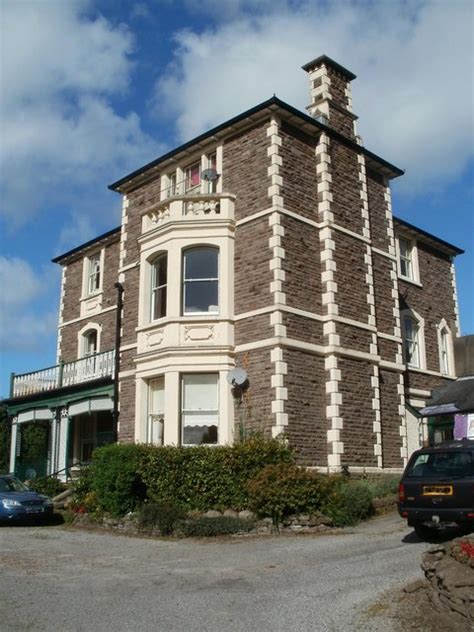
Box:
[141,193,235,234]
[11,350,115,398]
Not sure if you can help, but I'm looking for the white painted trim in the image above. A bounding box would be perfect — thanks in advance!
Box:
[59,305,117,328]
[118,369,137,378]
[236,206,321,229]
[395,233,421,284]
[377,331,402,342]
[118,261,140,273]
[120,343,138,351]
[371,246,397,261]
[77,321,102,357]
[450,260,461,336]
[436,318,455,377]
[400,307,426,370]
[407,388,432,397]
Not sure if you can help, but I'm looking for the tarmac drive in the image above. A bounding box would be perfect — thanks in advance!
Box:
[0,512,430,632]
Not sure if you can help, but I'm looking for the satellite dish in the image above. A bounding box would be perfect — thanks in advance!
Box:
[227,367,248,388]
[201,168,219,182]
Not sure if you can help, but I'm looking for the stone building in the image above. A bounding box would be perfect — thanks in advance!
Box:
[5,55,464,478]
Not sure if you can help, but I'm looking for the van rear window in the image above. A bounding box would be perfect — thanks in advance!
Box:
[407,451,474,478]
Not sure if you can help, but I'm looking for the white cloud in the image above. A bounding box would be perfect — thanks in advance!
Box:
[0,0,160,226]
[0,256,58,352]
[153,0,473,194]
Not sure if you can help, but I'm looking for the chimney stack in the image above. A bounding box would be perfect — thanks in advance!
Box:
[302,55,359,141]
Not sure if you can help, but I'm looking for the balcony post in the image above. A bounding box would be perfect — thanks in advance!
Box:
[9,372,15,398]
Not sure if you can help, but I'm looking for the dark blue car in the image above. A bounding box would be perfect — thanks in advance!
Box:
[0,475,54,523]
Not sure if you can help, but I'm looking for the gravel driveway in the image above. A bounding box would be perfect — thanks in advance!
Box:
[0,512,430,632]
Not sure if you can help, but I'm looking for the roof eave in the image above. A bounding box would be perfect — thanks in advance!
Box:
[109,96,403,194]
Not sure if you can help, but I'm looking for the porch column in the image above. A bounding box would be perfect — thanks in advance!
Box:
[9,416,19,474]
[57,407,70,481]
[49,412,59,475]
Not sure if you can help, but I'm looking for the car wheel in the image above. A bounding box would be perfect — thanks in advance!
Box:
[413,522,438,541]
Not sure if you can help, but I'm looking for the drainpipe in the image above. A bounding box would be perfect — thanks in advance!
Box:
[113,282,124,442]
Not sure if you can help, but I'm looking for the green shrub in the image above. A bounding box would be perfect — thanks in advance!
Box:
[322,480,374,526]
[180,516,255,537]
[28,476,67,498]
[139,436,293,511]
[89,443,149,516]
[246,463,334,524]
[138,502,186,535]
[361,475,399,498]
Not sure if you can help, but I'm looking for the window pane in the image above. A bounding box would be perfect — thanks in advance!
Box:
[154,255,167,287]
[183,374,218,410]
[152,287,167,319]
[149,378,164,414]
[151,254,167,320]
[184,248,217,280]
[182,374,218,445]
[183,422,218,445]
[186,163,201,190]
[184,280,218,313]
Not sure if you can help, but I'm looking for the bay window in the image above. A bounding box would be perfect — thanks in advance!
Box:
[181,373,218,445]
[182,247,218,315]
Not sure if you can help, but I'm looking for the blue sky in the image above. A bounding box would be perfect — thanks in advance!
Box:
[0,0,473,398]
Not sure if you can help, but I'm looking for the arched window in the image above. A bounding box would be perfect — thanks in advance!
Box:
[401,307,427,369]
[83,329,98,357]
[151,253,167,321]
[438,321,452,375]
[182,247,218,315]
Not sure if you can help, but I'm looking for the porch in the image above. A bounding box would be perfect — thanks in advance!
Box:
[5,352,116,481]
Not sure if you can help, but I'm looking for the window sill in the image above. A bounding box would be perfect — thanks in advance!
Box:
[398,275,422,288]
[80,289,103,302]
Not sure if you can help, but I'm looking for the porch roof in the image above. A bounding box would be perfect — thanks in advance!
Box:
[419,376,474,416]
[5,380,114,415]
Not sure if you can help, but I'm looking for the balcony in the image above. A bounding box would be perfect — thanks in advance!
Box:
[10,350,115,399]
[141,193,235,234]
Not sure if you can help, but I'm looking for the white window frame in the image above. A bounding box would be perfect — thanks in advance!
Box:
[205,152,218,194]
[77,322,102,358]
[181,373,219,446]
[150,252,167,322]
[82,250,104,298]
[401,308,426,370]
[185,161,201,194]
[396,235,420,284]
[87,253,101,295]
[437,319,454,376]
[182,246,219,316]
[148,377,165,445]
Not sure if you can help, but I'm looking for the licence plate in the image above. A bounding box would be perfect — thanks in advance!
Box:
[422,485,453,496]
[26,508,42,513]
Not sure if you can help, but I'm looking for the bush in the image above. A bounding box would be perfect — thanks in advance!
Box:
[89,443,149,516]
[361,474,399,499]
[139,436,293,511]
[28,476,67,498]
[138,502,186,535]
[180,516,255,537]
[246,463,334,524]
[322,480,374,527]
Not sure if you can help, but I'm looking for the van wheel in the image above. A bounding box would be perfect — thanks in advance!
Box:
[413,522,437,540]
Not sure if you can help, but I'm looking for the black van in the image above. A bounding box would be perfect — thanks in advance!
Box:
[398,439,474,539]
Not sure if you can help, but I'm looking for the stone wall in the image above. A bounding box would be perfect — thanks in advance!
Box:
[421,537,474,629]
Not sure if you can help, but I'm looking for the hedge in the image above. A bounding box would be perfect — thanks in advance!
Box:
[139,435,293,511]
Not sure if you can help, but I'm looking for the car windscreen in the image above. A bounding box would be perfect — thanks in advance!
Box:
[406,451,474,478]
[0,476,30,492]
